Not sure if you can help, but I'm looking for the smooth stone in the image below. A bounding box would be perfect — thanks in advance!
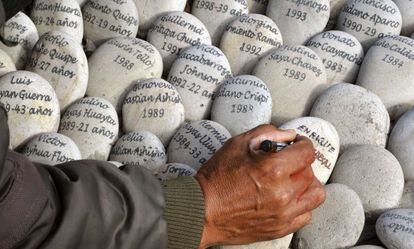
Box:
[167,120,231,171]
[167,44,232,121]
[357,35,414,120]
[399,181,414,209]
[31,0,84,43]
[306,30,364,84]
[122,78,185,146]
[133,0,187,38]
[154,163,197,181]
[267,0,330,45]
[293,183,365,249]
[253,45,328,126]
[211,75,272,136]
[336,0,402,50]
[0,49,16,77]
[280,117,340,184]
[220,13,283,75]
[326,0,348,30]
[21,132,81,165]
[0,12,39,69]
[109,131,167,173]
[59,97,119,160]
[191,0,248,45]
[82,0,139,46]
[147,11,211,73]
[350,246,385,249]
[376,209,414,249]
[393,0,414,36]
[216,234,292,249]
[310,83,390,152]
[87,37,163,111]
[388,108,414,181]
[26,31,88,111]
[247,0,268,14]
[330,145,404,222]
[0,71,60,149]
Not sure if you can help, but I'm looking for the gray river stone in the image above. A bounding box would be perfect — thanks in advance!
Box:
[376,208,414,249]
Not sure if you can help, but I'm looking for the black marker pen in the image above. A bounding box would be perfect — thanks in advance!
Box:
[260,140,289,153]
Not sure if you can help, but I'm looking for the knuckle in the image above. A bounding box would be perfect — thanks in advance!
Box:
[315,186,327,205]
[269,165,285,179]
[275,191,292,207]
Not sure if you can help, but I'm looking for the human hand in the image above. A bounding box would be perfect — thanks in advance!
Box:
[195,125,326,248]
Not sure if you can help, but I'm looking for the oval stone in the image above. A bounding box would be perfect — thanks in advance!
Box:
[376,209,414,249]
[393,0,414,36]
[0,71,60,149]
[247,0,268,14]
[167,44,232,121]
[21,132,81,165]
[253,45,328,126]
[59,97,119,160]
[167,120,231,171]
[310,83,390,152]
[220,14,283,75]
[154,163,197,181]
[122,78,185,146]
[211,75,272,136]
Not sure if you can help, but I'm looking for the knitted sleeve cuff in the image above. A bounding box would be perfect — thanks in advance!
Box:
[162,177,205,249]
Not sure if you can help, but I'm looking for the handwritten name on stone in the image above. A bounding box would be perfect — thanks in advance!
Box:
[376,209,414,249]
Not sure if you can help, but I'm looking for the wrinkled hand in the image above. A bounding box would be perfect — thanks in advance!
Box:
[195,125,326,248]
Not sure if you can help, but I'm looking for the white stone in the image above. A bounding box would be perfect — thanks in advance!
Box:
[326,0,348,30]
[310,83,390,152]
[191,0,248,45]
[31,0,84,43]
[336,0,402,50]
[220,14,283,75]
[247,0,268,14]
[59,97,119,160]
[154,163,197,181]
[330,145,404,222]
[86,37,163,111]
[293,183,365,249]
[122,78,185,146]
[267,0,330,45]
[399,181,414,209]
[21,132,81,165]
[167,44,232,121]
[211,75,272,136]
[133,0,187,38]
[167,120,231,171]
[357,35,414,120]
[393,0,414,36]
[82,0,139,46]
[0,49,16,77]
[147,11,211,73]
[376,209,414,249]
[217,234,292,249]
[26,31,88,111]
[306,30,364,84]
[388,108,414,181]
[110,131,167,173]
[253,45,328,126]
[0,12,39,69]
[280,117,340,185]
[350,246,385,249]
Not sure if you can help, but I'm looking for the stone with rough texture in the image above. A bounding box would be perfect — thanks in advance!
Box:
[59,97,119,160]
[0,12,39,69]
[82,0,139,46]
[306,30,364,84]
[167,44,232,121]
[191,0,248,45]
[393,0,414,36]
[376,209,414,249]
[280,117,340,184]
[31,0,83,43]
[357,35,414,120]
[27,31,88,111]
[310,83,390,152]
[330,145,404,222]
[211,75,272,136]
[0,71,60,149]
[122,78,185,146]
[21,133,81,165]
[168,120,231,171]
[399,181,414,209]
[154,163,197,181]
[87,37,163,111]
[220,14,283,75]
[388,108,414,181]
[217,234,292,249]
[337,0,402,50]
[110,131,167,173]
[267,0,330,45]
[293,183,365,249]
[253,45,328,126]
[247,0,268,14]
[147,11,211,73]
[0,48,16,77]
